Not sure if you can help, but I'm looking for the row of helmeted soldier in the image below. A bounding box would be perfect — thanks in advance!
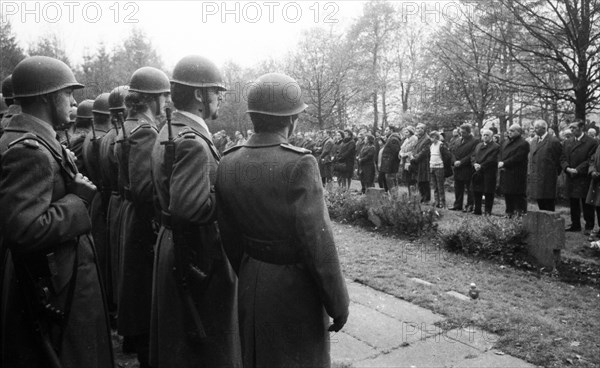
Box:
[0,55,349,368]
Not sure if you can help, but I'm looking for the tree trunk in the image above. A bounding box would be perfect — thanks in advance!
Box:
[372,90,379,134]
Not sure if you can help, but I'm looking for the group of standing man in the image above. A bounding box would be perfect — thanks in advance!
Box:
[450,118,600,237]
[0,55,349,368]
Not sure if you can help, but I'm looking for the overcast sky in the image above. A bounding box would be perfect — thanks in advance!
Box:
[3,1,368,69]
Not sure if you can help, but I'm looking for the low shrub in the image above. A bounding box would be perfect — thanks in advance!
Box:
[324,186,368,223]
[437,216,528,263]
[372,190,439,236]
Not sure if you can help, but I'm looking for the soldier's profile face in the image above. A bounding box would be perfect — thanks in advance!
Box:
[206,89,222,120]
[52,88,76,128]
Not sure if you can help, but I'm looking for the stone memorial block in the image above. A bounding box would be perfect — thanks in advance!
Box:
[522,211,565,269]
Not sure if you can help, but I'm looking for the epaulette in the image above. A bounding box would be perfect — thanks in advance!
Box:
[223,145,243,155]
[280,143,311,154]
[8,132,40,150]
[130,123,157,134]
[176,127,221,161]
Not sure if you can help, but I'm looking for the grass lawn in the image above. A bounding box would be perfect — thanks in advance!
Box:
[334,181,600,368]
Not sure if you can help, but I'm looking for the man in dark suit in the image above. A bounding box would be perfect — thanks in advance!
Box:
[379,125,402,191]
[319,130,335,185]
[528,119,564,211]
[411,123,432,202]
[471,129,500,215]
[450,123,479,211]
[498,124,530,216]
[561,119,599,234]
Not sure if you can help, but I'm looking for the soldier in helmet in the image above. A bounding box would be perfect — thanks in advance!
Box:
[82,93,112,306]
[70,99,94,174]
[215,73,350,368]
[149,55,241,368]
[115,66,171,368]
[0,56,114,367]
[0,75,22,134]
[100,85,129,322]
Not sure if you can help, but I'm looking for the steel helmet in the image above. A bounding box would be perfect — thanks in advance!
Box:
[0,94,7,114]
[92,93,111,115]
[108,85,129,111]
[171,55,226,90]
[128,67,170,94]
[1,75,14,99]
[76,99,94,119]
[246,73,307,116]
[12,56,84,98]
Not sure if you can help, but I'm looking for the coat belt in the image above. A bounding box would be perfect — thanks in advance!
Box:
[242,235,300,265]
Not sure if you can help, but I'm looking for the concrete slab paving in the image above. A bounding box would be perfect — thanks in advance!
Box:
[330,332,379,363]
[333,280,538,368]
[346,281,445,325]
[355,334,480,367]
[343,302,425,350]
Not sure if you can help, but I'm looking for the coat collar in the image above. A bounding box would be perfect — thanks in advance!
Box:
[7,113,62,156]
[245,132,288,147]
[173,110,211,139]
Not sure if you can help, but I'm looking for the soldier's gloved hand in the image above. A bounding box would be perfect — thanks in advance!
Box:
[68,173,97,205]
[328,312,348,332]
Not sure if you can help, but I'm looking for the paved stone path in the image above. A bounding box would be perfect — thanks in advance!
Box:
[331,280,537,368]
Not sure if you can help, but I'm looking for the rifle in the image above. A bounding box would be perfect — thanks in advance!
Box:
[12,255,64,368]
[115,112,131,197]
[160,107,208,342]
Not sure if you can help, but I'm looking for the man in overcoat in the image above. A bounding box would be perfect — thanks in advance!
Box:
[379,125,402,191]
[0,56,114,368]
[471,129,500,215]
[82,93,111,302]
[527,119,564,211]
[411,123,432,202]
[561,119,599,233]
[149,55,241,368]
[320,130,335,185]
[498,124,530,216]
[450,123,479,212]
[115,67,171,368]
[99,85,129,319]
[216,73,350,368]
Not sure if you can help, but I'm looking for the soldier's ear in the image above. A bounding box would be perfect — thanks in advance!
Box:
[194,89,203,104]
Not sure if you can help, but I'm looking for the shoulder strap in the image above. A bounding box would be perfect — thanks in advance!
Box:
[177,127,221,162]
[280,143,311,154]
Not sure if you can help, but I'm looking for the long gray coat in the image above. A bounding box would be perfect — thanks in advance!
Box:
[0,114,113,368]
[527,134,564,200]
[411,134,432,182]
[586,144,600,206]
[216,132,350,368]
[499,135,530,195]
[150,111,241,368]
[561,134,598,198]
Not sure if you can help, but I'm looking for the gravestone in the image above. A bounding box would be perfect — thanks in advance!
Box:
[522,211,565,269]
[365,188,386,227]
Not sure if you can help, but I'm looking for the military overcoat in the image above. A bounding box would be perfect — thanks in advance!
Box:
[99,126,122,307]
[0,113,113,368]
[149,111,241,368]
[114,112,157,337]
[216,132,350,368]
[82,127,110,298]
